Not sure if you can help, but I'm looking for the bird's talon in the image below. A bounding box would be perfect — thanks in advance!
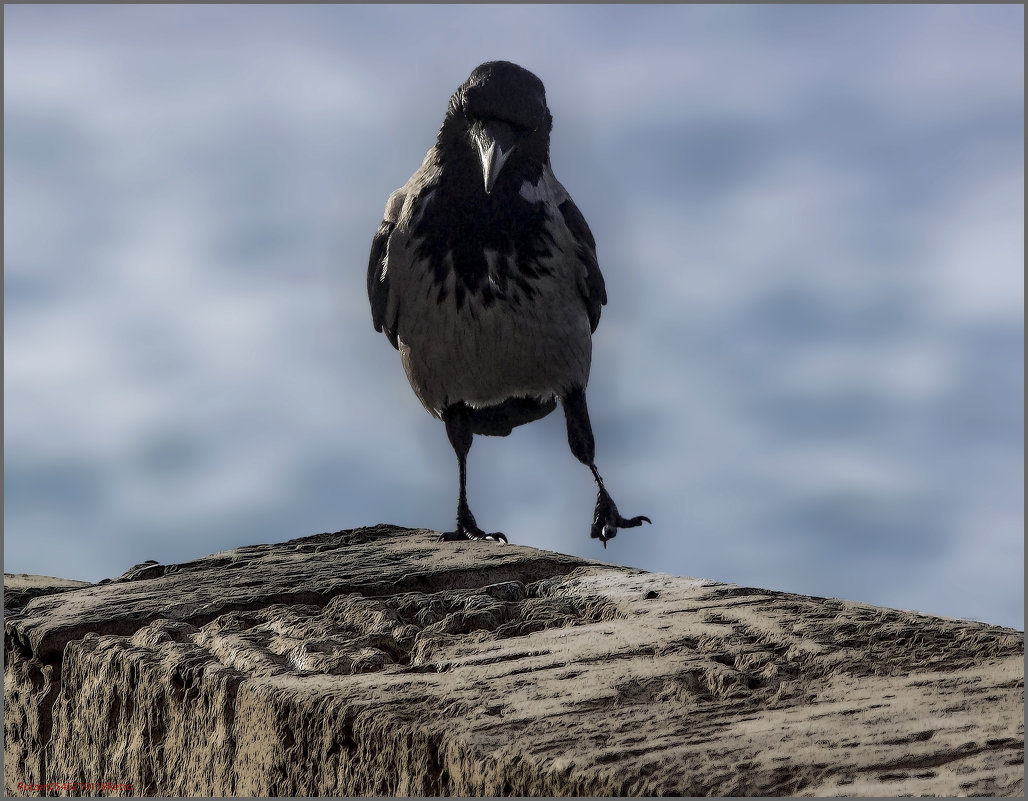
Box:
[440,523,508,544]
[591,489,650,546]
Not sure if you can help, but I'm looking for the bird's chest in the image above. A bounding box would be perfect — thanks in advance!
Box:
[407,189,559,312]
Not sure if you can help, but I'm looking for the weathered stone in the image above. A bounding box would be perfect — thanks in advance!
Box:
[3,574,93,617]
[4,524,1024,796]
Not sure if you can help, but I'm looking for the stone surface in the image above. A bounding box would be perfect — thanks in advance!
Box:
[3,575,93,617]
[4,524,1024,797]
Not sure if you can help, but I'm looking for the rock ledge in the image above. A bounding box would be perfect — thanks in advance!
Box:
[4,525,1024,796]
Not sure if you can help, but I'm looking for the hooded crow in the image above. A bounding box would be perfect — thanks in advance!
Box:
[367,60,650,547]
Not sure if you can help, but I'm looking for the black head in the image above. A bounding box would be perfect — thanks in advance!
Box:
[440,61,553,194]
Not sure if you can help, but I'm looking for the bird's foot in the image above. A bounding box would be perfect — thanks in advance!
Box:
[438,518,508,544]
[591,487,650,549]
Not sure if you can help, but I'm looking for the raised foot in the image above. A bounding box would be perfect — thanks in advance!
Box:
[438,525,508,544]
[591,488,651,549]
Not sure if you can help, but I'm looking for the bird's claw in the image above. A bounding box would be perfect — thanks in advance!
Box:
[438,525,508,544]
[591,489,651,548]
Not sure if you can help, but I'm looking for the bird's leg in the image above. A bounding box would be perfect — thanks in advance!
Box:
[439,406,507,543]
[563,387,651,548]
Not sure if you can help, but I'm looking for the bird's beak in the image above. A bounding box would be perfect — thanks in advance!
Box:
[473,120,517,195]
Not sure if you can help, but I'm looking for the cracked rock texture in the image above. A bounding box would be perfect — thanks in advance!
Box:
[3,575,92,618]
[4,524,1024,797]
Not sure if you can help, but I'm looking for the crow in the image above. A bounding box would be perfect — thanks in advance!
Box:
[367,60,650,547]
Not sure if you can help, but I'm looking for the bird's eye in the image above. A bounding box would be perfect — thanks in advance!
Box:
[500,118,534,136]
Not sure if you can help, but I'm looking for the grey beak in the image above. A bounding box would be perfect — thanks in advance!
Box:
[473,121,517,194]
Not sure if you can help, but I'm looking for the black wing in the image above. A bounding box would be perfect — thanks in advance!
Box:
[559,197,607,332]
[367,216,399,348]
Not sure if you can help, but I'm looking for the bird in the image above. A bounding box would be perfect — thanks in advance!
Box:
[367,60,650,547]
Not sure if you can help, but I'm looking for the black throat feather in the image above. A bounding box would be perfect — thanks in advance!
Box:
[412,135,556,312]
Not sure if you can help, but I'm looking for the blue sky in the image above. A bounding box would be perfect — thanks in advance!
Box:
[4,5,1023,629]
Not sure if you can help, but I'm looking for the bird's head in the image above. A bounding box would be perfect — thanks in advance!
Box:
[442,61,553,195]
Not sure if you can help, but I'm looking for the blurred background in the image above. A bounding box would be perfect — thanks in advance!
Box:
[4,5,1023,629]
